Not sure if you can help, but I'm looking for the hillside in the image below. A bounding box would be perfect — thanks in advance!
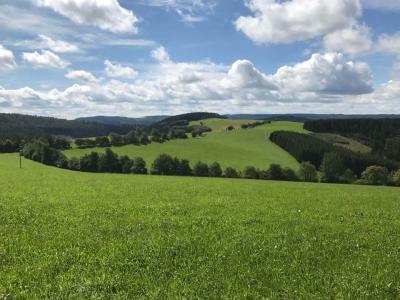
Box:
[75,115,167,126]
[0,113,138,138]
[64,120,307,170]
[1,154,399,298]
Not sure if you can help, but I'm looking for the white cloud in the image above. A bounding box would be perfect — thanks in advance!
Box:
[323,25,373,56]
[35,0,139,33]
[235,0,361,44]
[377,33,400,56]
[22,50,69,68]
[66,70,98,83]
[37,35,79,53]
[139,0,216,23]
[273,52,373,95]
[0,45,16,71]
[104,60,138,79]
[0,48,379,117]
[362,0,400,11]
[151,47,171,63]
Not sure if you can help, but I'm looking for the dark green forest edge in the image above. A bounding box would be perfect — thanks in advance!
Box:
[2,113,400,187]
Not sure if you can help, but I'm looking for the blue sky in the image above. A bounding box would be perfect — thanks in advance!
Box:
[0,0,400,118]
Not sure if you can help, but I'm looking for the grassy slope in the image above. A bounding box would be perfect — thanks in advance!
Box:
[1,154,400,298]
[65,121,307,170]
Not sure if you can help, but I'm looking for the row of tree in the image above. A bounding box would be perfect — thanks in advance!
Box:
[21,140,400,187]
[241,121,269,129]
[270,131,399,176]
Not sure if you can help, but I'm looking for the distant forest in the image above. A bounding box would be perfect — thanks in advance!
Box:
[304,118,400,161]
[0,113,138,138]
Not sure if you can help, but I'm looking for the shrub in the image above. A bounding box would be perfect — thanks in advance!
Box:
[341,169,357,184]
[79,152,99,172]
[282,167,299,181]
[209,162,223,177]
[298,162,318,182]
[243,166,259,179]
[68,157,81,171]
[360,166,389,185]
[267,164,284,180]
[224,167,240,178]
[393,170,400,186]
[175,159,192,176]
[193,161,209,177]
[120,155,133,174]
[320,152,345,183]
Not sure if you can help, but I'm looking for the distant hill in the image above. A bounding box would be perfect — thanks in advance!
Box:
[75,115,167,126]
[0,113,138,138]
[227,114,400,122]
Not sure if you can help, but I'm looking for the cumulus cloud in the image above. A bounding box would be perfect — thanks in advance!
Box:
[377,33,400,56]
[273,52,373,95]
[0,45,16,71]
[66,70,98,82]
[235,0,361,44]
[0,48,379,117]
[37,35,79,53]
[22,50,69,68]
[323,25,373,56]
[151,47,171,63]
[35,0,139,33]
[104,60,138,79]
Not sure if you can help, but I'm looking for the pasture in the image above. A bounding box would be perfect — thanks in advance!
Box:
[64,121,307,170]
[1,154,400,298]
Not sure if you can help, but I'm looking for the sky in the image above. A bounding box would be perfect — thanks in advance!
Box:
[0,0,400,119]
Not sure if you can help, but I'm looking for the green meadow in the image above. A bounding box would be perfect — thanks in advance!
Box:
[1,154,400,298]
[65,121,307,170]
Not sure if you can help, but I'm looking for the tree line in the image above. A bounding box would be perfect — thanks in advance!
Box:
[303,118,400,160]
[21,140,400,187]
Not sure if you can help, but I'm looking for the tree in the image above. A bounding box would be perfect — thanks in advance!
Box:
[298,162,318,182]
[151,128,162,143]
[393,169,400,186]
[109,133,125,147]
[95,136,111,147]
[267,164,283,180]
[131,157,147,174]
[282,167,298,181]
[125,130,140,145]
[193,161,209,177]
[79,152,99,172]
[176,159,192,176]
[226,126,235,131]
[341,169,357,184]
[191,131,198,138]
[224,167,240,178]
[360,166,389,185]
[151,154,176,175]
[98,148,121,173]
[243,166,259,179]
[209,162,222,177]
[68,157,81,171]
[140,134,150,145]
[120,155,133,174]
[320,152,345,183]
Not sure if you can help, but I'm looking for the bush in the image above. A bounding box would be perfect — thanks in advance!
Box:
[120,155,133,174]
[341,169,357,184]
[360,166,389,186]
[243,166,259,179]
[267,164,283,180]
[175,159,192,176]
[298,162,318,182]
[224,167,240,178]
[68,157,80,171]
[393,170,400,186]
[282,167,299,181]
[131,157,147,174]
[209,162,222,177]
[193,161,209,177]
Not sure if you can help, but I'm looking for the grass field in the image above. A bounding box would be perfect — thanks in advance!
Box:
[1,154,400,298]
[64,121,307,170]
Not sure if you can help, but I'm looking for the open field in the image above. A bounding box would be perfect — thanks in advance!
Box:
[64,121,307,170]
[1,154,400,298]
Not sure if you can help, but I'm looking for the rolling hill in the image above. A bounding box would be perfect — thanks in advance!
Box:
[1,153,399,298]
[64,120,308,170]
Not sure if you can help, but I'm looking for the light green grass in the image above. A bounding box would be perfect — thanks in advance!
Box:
[1,154,400,298]
[65,121,307,170]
